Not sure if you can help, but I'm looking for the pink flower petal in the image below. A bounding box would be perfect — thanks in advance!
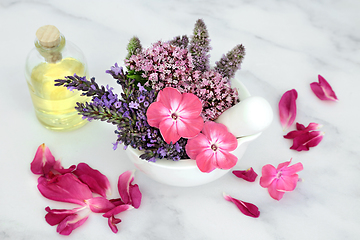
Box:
[185,133,210,160]
[284,122,322,139]
[159,118,181,144]
[310,75,338,101]
[176,116,204,139]
[156,87,183,111]
[223,193,260,218]
[146,101,171,128]
[45,206,84,226]
[276,174,299,192]
[281,162,304,176]
[259,164,277,188]
[30,143,56,175]
[290,131,324,151]
[108,215,122,233]
[56,214,89,235]
[117,170,142,208]
[267,180,285,201]
[86,197,116,213]
[195,149,217,173]
[176,92,203,119]
[73,163,111,198]
[214,150,238,170]
[102,204,133,218]
[279,89,298,130]
[232,168,258,182]
[37,173,93,206]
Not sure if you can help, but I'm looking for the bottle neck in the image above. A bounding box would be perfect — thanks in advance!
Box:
[35,34,66,63]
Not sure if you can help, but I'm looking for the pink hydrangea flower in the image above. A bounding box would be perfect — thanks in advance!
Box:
[278,89,298,130]
[185,121,238,173]
[310,75,338,101]
[260,159,303,201]
[146,87,204,144]
[284,122,324,151]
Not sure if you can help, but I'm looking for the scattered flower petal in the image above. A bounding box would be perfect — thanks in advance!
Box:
[223,193,260,218]
[146,87,204,144]
[37,173,93,206]
[73,163,111,197]
[284,122,324,151]
[186,121,238,173]
[232,168,258,182]
[56,213,89,235]
[279,89,298,130]
[86,197,116,213]
[260,159,303,200]
[118,170,142,209]
[30,143,56,175]
[310,75,338,101]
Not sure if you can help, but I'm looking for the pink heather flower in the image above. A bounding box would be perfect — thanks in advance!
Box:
[310,75,338,101]
[223,193,260,218]
[146,87,204,144]
[232,167,258,182]
[284,122,324,151]
[185,121,238,173]
[260,159,303,201]
[279,89,298,130]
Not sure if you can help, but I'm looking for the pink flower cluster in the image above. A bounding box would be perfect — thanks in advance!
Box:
[126,41,194,91]
[126,41,239,121]
[31,144,142,235]
[189,70,239,121]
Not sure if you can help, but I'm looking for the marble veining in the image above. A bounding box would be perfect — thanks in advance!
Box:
[0,0,360,239]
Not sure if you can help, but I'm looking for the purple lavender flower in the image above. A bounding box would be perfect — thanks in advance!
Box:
[129,101,139,109]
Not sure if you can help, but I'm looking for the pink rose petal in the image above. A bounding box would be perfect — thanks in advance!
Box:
[232,168,258,182]
[279,89,298,130]
[310,75,338,101]
[223,193,260,218]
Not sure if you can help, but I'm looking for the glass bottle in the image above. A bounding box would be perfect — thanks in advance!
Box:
[25,25,89,131]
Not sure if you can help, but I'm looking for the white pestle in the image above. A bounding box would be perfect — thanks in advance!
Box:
[215,96,273,137]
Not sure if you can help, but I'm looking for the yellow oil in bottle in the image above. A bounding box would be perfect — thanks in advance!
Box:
[28,57,89,131]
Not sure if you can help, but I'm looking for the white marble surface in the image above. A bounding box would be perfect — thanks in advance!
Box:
[1,0,360,239]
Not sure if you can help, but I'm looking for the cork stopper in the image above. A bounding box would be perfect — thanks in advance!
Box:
[36,25,61,48]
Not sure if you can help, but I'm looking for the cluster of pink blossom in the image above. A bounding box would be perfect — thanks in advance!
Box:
[126,41,194,91]
[126,41,239,121]
[189,70,239,120]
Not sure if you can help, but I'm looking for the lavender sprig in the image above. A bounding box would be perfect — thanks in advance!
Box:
[189,19,211,72]
[214,44,245,80]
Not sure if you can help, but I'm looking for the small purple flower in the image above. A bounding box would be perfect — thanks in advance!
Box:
[129,101,139,109]
[138,95,145,103]
[110,63,122,75]
[143,101,149,107]
[137,83,146,92]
